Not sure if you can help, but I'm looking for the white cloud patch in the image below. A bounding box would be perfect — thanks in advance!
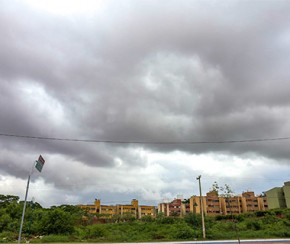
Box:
[25,0,105,16]
[18,80,66,127]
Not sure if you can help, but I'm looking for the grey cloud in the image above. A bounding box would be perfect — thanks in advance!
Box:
[1,0,290,202]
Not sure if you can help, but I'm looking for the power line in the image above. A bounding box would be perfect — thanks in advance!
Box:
[1,132,290,144]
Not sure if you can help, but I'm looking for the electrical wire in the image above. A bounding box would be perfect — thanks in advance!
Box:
[1,132,290,144]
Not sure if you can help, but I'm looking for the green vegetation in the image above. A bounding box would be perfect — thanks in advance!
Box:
[1,194,290,242]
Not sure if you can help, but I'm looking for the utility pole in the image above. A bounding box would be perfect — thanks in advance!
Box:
[18,173,31,244]
[18,155,45,244]
[196,175,206,239]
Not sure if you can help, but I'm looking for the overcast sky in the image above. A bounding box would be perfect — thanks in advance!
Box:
[1,0,290,208]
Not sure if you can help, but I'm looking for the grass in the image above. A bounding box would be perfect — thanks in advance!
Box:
[2,209,290,243]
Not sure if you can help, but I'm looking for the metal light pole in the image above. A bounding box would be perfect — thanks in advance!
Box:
[18,155,45,244]
[18,171,32,244]
[196,175,206,239]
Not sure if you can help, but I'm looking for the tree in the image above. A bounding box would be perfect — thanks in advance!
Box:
[58,204,85,224]
[40,208,75,234]
[211,182,220,194]
[0,195,22,233]
[210,182,233,197]
[211,182,240,244]
[0,194,19,207]
[182,199,190,204]
[0,213,12,232]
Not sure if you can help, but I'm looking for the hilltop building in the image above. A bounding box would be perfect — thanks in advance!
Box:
[158,196,190,216]
[78,199,156,219]
[265,181,290,209]
[159,191,268,216]
[78,181,290,221]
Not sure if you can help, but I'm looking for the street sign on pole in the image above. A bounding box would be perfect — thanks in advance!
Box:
[35,155,45,172]
[18,155,46,244]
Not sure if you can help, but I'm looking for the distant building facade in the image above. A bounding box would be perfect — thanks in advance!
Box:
[158,196,190,217]
[265,181,290,209]
[205,191,222,215]
[78,199,156,219]
[159,191,268,216]
[78,182,290,221]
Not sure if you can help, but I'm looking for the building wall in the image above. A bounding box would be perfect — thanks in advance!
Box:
[79,199,156,219]
[158,202,171,216]
[138,205,156,218]
[116,204,137,217]
[168,198,182,216]
[189,196,207,215]
[78,204,97,214]
[189,191,267,216]
[265,182,290,209]
[158,203,167,216]
[265,187,286,209]
[100,205,116,216]
[257,196,268,211]
[189,196,200,214]
[159,197,190,216]
[206,191,222,215]
[241,191,261,213]
[283,182,290,208]
[221,196,243,215]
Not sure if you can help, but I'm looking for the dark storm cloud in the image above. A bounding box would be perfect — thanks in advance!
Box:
[1,0,290,188]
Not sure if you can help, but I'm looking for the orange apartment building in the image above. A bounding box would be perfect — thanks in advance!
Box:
[79,199,156,219]
[241,191,268,212]
[205,191,223,215]
[159,191,268,216]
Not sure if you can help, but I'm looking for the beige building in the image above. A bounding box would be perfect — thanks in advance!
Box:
[79,199,156,219]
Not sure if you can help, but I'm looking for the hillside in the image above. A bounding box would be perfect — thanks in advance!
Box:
[1,194,290,242]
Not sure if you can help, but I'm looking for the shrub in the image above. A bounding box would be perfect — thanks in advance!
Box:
[256,211,267,217]
[0,231,17,243]
[156,216,175,224]
[246,220,263,230]
[151,232,166,240]
[87,224,107,238]
[141,215,154,222]
[184,213,200,227]
[172,227,194,239]
[285,212,290,221]
[271,231,290,238]
[262,213,279,224]
[40,234,70,242]
[40,208,75,235]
